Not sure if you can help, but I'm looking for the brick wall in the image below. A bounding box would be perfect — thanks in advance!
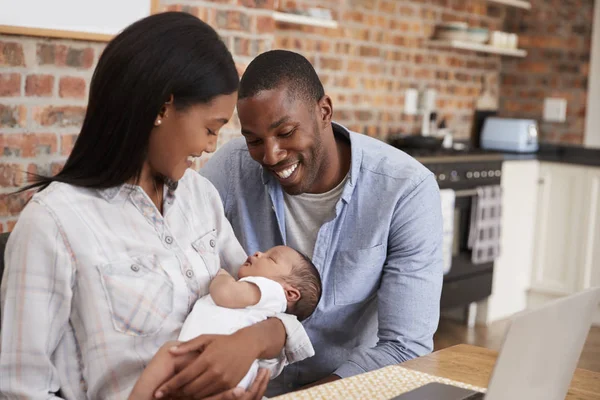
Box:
[0,0,594,230]
[499,0,594,144]
[275,0,504,138]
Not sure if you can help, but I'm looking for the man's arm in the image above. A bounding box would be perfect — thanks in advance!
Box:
[333,174,444,379]
[209,269,261,309]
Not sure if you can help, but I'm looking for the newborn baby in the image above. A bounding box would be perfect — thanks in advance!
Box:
[129,245,322,400]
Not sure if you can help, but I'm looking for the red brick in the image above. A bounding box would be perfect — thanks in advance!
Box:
[359,46,379,57]
[0,73,21,96]
[379,0,396,13]
[0,104,26,128]
[33,106,86,127]
[256,15,275,34]
[0,42,25,66]
[0,133,58,157]
[26,74,54,97]
[215,10,251,31]
[59,77,86,99]
[320,57,343,71]
[344,11,364,23]
[37,44,94,69]
[0,163,23,187]
[0,191,33,217]
[60,133,79,155]
[238,0,276,9]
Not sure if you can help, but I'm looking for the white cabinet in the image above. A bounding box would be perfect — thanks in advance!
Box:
[530,163,589,295]
[581,168,600,290]
[528,162,600,324]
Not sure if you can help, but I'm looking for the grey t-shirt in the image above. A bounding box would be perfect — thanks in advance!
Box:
[283,174,348,258]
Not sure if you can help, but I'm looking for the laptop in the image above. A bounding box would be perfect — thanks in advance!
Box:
[393,287,600,400]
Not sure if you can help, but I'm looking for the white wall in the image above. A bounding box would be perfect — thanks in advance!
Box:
[585,0,600,148]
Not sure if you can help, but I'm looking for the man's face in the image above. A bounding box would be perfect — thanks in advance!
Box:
[237,86,325,195]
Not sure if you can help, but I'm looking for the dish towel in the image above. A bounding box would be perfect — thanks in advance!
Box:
[439,189,455,274]
[468,185,502,264]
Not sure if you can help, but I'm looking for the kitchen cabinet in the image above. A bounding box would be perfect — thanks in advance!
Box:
[530,162,589,295]
[528,162,600,324]
[581,167,600,290]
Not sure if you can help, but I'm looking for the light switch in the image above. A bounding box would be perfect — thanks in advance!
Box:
[404,88,419,115]
[543,98,567,122]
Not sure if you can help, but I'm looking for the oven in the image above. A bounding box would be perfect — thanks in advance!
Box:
[415,154,504,310]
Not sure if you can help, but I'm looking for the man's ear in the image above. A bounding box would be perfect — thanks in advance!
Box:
[282,283,301,302]
[317,94,333,128]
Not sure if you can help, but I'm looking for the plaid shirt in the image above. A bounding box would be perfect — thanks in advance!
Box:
[0,170,313,399]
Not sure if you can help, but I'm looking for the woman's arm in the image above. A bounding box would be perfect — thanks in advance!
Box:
[153,318,285,399]
[0,201,74,399]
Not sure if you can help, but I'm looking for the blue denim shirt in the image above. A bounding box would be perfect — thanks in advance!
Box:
[200,123,443,396]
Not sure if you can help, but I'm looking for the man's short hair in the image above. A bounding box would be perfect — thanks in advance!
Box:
[239,50,325,105]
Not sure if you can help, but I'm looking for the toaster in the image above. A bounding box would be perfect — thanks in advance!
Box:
[480,117,539,153]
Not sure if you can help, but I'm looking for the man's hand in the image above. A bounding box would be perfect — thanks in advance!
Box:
[155,332,261,399]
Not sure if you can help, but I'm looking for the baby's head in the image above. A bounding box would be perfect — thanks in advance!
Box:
[238,245,322,321]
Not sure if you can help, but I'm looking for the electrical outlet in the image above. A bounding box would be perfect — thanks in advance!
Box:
[404,89,419,115]
[543,98,567,123]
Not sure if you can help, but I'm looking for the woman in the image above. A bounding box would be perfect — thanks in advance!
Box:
[0,12,312,400]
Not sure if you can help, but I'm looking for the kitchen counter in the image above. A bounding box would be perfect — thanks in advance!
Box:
[501,144,600,167]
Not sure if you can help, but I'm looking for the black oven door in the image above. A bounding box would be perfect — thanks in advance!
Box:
[440,189,494,310]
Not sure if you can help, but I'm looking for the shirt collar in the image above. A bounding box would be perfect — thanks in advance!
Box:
[97,178,179,203]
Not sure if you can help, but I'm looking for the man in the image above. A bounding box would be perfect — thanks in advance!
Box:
[201,50,443,397]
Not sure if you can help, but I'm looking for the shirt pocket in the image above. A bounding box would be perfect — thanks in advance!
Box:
[97,256,173,336]
[333,244,386,306]
[191,229,219,278]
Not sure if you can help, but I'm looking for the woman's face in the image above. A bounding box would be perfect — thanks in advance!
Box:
[147,92,237,181]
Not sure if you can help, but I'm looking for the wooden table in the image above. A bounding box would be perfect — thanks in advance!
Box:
[401,344,600,400]
[274,344,600,400]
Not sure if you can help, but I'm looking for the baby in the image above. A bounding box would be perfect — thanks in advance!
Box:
[129,245,322,400]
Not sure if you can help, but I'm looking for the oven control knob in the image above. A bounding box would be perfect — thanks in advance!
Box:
[481,171,488,178]
[439,173,446,181]
[466,171,473,179]
[488,170,494,176]
[473,171,480,178]
[495,170,502,177]
[450,171,459,181]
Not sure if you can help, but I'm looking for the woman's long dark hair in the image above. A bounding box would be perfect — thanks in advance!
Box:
[23,12,239,192]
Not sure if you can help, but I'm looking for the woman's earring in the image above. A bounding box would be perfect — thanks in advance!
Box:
[155,119,162,126]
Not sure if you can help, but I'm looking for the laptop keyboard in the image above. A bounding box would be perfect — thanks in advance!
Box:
[463,392,485,400]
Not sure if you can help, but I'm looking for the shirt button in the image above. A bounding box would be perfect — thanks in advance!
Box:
[185,269,194,279]
[165,236,173,245]
[209,239,216,248]
[131,264,140,272]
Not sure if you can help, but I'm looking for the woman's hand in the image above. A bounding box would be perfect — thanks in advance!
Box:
[155,332,261,399]
[201,369,271,400]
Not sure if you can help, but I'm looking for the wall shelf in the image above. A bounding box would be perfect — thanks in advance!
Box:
[273,11,338,29]
[488,0,532,10]
[428,40,527,57]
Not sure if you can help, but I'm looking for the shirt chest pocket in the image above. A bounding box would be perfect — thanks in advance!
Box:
[97,256,173,336]
[333,244,386,306]
[191,230,219,278]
